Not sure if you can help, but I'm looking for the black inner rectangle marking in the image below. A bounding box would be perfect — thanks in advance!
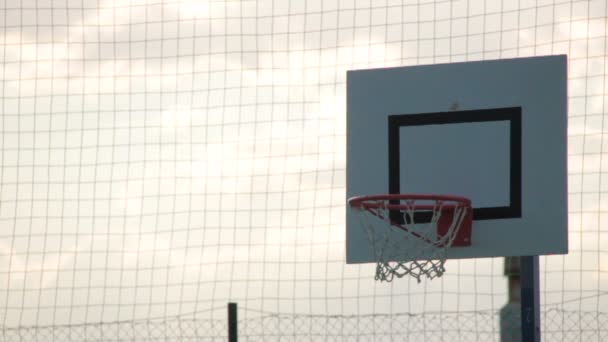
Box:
[388,107,522,223]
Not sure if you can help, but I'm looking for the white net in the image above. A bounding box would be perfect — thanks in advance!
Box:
[351,196,470,283]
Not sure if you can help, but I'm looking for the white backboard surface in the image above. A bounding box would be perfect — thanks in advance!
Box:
[346,55,568,263]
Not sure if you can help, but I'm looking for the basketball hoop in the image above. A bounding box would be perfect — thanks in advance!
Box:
[348,194,473,282]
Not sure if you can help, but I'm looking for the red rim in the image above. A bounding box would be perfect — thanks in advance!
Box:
[348,194,472,210]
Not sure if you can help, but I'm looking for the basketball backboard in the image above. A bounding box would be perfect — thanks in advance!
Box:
[346,55,568,264]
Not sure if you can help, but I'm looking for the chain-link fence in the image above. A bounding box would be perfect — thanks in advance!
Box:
[3,306,607,341]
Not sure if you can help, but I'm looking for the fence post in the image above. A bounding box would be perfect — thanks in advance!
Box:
[228,302,238,342]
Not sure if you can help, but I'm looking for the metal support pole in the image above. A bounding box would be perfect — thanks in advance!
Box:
[228,302,238,342]
[520,256,540,342]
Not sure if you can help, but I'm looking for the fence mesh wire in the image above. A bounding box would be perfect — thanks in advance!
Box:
[2,306,608,341]
[1,0,607,340]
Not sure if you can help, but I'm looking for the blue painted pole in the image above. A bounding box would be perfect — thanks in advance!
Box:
[520,256,540,342]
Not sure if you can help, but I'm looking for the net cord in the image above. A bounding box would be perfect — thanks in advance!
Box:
[354,199,469,282]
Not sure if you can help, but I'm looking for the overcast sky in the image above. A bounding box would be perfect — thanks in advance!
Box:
[1,0,607,335]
